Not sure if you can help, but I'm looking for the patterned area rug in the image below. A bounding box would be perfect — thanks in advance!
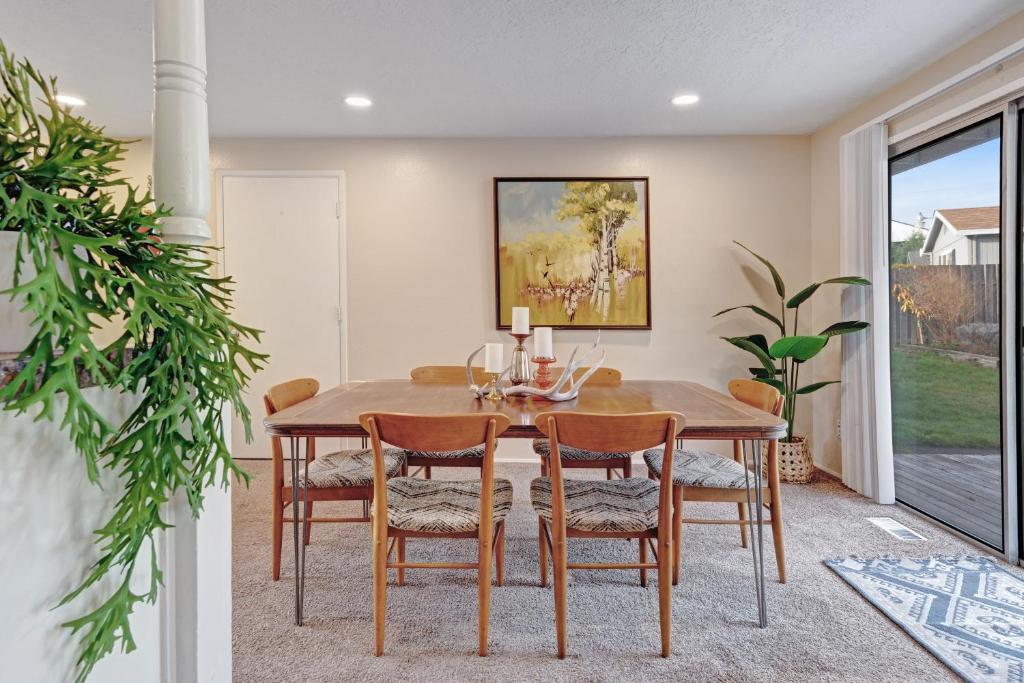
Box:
[826,556,1024,683]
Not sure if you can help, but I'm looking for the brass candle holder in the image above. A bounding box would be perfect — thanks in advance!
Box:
[531,355,556,389]
[508,332,533,386]
[484,373,502,401]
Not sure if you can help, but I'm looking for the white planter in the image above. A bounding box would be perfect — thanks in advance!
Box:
[0,231,35,354]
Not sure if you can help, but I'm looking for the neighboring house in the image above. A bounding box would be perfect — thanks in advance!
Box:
[922,206,1000,265]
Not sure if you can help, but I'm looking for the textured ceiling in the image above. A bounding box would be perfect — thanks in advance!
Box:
[3,1,1020,137]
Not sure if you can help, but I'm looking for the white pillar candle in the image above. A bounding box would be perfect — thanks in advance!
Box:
[484,343,504,374]
[511,306,530,334]
[534,327,553,358]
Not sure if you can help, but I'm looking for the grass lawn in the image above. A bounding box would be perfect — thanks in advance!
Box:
[890,347,1000,451]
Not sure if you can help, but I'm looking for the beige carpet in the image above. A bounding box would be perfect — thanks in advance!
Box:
[232,460,1003,682]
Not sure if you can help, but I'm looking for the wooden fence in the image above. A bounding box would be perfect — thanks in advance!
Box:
[889,264,999,347]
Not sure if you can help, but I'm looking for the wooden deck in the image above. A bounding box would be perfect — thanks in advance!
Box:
[893,451,1003,548]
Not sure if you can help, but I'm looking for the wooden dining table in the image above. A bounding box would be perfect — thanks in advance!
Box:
[264,379,787,628]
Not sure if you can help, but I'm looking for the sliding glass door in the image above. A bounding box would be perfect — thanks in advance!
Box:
[888,115,1004,550]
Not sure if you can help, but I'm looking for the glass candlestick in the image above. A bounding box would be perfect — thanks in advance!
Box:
[508,332,533,386]
[531,355,556,389]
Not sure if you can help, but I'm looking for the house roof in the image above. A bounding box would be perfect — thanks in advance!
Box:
[935,206,1000,231]
[922,206,1000,253]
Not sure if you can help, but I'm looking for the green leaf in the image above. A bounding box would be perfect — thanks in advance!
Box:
[786,276,871,309]
[734,241,785,298]
[712,305,784,332]
[795,380,840,394]
[769,335,829,362]
[755,377,786,392]
[785,283,820,309]
[723,335,776,375]
[820,320,870,337]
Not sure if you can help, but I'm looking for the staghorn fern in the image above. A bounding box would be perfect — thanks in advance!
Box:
[0,41,267,680]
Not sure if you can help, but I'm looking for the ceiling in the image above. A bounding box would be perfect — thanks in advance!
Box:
[3,1,1020,137]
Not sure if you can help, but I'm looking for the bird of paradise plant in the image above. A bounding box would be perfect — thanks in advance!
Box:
[714,242,870,442]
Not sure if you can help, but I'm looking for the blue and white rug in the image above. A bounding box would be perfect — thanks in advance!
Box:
[826,556,1024,683]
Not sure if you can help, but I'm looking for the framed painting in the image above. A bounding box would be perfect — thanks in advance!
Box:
[494,177,651,330]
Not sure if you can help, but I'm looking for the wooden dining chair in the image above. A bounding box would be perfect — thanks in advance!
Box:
[532,411,684,659]
[644,379,786,585]
[532,368,631,480]
[265,378,406,581]
[359,411,513,657]
[407,366,496,479]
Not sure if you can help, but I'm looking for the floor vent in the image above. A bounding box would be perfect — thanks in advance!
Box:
[867,517,927,541]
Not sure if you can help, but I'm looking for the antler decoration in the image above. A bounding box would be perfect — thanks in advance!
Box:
[467,332,605,401]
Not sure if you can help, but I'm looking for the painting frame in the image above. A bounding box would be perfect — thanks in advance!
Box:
[493,176,652,330]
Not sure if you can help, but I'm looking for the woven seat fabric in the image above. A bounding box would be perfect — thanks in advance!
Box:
[530,477,660,533]
[295,448,405,488]
[402,445,487,460]
[382,477,514,533]
[531,438,632,462]
[644,448,757,489]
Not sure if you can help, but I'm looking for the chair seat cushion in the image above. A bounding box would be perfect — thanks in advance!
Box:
[403,445,487,461]
[644,448,758,489]
[382,478,514,533]
[530,477,660,533]
[296,448,405,489]
[532,438,631,462]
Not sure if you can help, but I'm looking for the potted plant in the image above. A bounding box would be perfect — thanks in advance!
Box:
[714,242,869,482]
[0,43,266,680]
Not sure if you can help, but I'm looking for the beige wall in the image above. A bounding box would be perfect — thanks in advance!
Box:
[121,136,811,455]
[808,11,1024,475]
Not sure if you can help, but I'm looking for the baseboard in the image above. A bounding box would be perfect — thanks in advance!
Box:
[814,461,842,480]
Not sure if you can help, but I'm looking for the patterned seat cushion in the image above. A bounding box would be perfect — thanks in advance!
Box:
[532,438,632,462]
[530,477,660,532]
[643,448,756,489]
[382,477,514,533]
[403,445,487,461]
[296,448,405,489]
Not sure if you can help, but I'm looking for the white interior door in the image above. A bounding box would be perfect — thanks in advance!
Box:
[220,173,345,459]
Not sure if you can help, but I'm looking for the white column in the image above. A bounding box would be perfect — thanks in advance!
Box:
[152,2,231,682]
[153,0,211,245]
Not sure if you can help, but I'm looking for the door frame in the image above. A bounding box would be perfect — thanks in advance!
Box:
[887,101,1020,564]
[214,170,350,387]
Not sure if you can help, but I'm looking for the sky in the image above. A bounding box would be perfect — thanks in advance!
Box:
[890,137,1000,227]
[496,180,646,243]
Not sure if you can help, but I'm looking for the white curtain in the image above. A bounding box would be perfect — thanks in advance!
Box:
[839,123,895,503]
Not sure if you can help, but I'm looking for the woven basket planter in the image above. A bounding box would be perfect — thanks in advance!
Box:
[777,436,813,483]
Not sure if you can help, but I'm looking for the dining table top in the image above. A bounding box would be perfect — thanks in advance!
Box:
[263,379,788,440]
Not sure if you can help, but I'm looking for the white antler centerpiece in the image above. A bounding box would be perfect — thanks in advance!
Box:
[467,332,605,402]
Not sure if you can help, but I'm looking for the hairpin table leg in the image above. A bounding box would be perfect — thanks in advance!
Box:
[290,436,302,625]
[742,439,768,628]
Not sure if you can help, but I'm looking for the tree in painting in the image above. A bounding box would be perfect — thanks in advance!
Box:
[555,181,639,319]
[496,179,649,328]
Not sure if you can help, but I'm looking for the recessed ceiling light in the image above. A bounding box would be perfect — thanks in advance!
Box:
[55,94,86,107]
[344,95,372,108]
[671,94,700,107]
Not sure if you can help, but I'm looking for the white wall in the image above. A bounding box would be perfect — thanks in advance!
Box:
[0,389,161,682]
[120,135,812,458]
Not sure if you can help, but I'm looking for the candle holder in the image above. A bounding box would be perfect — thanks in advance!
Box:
[508,332,533,386]
[531,356,556,389]
[484,374,503,401]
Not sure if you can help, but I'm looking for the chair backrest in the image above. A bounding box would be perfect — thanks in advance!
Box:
[727,378,784,416]
[264,378,320,486]
[550,366,622,386]
[410,365,490,385]
[535,411,684,532]
[358,412,512,534]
